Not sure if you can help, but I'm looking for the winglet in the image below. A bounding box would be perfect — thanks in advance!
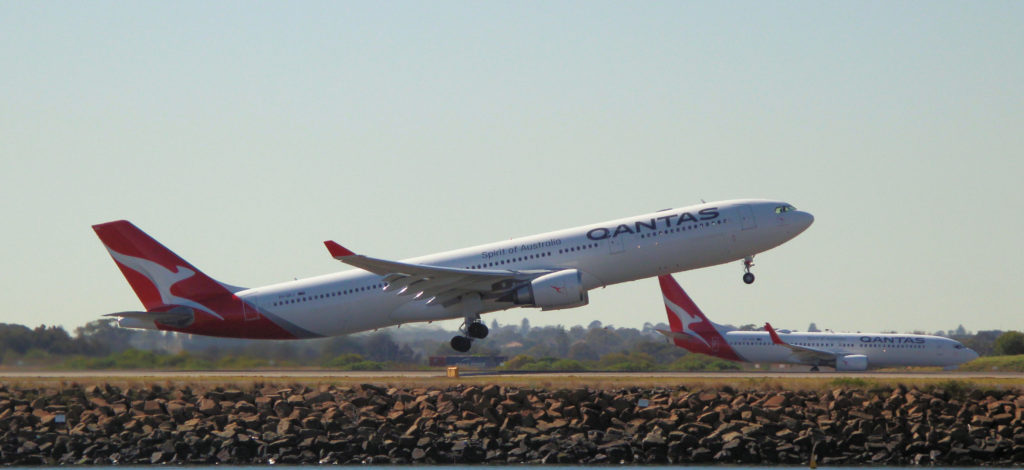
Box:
[765,322,785,345]
[324,241,356,259]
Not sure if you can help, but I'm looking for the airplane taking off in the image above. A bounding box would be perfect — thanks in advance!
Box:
[94,199,812,351]
[656,275,979,371]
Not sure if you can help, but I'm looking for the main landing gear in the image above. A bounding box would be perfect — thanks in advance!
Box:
[450,336,472,353]
[468,322,488,339]
[742,256,756,284]
[450,316,489,353]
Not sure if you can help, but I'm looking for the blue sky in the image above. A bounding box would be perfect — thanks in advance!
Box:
[1,1,1021,335]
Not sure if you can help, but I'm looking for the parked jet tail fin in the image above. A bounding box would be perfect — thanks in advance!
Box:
[658,275,736,331]
[765,322,785,345]
[92,220,244,312]
[657,275,743,362]
[658,275,712,331]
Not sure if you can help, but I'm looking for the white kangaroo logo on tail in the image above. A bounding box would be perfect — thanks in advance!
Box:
[106,248,224,320]
[664,295,711,348]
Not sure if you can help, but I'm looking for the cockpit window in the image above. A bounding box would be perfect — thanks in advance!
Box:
[775,205,797,214]
[954,344,963,349]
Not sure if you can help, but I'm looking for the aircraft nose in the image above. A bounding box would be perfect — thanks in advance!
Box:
[965,348,980,362]
[793,211,814,233]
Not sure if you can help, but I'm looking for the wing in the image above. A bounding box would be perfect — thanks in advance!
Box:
[324,241,550,307]
[765,322,837,363]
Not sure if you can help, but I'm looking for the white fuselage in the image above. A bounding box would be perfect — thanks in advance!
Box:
[238,199,812,338]
[721,330,978,368]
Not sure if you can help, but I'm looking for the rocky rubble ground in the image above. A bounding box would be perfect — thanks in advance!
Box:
[1,382,1023,465]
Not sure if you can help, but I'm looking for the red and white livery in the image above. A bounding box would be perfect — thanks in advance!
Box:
[94,199,813,351]
[656,274,979,371]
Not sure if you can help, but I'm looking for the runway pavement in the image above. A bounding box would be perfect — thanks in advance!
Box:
[1,369,1022,380]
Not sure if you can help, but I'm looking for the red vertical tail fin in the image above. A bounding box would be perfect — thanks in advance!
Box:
[93,220,308,339]
[659,275,714,331]
[657,275,742,361]
[92,220,241,314]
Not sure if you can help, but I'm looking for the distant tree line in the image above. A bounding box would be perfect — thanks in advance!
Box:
[1,319,1022,370]
[0,323,108,361]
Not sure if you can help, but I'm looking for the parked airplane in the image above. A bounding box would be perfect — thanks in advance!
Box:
[94,199,812,351]
[656,275,979,370]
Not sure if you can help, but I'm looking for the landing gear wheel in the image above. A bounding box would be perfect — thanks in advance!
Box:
[450,336,472,352]
[810,366,820,372]
[742,256,756,284]
[467,322,489,339]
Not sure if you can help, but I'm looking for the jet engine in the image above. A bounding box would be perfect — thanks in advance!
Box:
[835,354,868,371]
[508,269,588,310]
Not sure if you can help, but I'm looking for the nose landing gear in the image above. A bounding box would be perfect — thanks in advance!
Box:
[742,256,756,284]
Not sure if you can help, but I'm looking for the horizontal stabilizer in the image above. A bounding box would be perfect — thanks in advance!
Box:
[104,307,195,327]
[655,328,701,342]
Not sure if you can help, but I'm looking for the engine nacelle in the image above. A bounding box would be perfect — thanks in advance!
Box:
[510,269,589,311]
[835,354,868,371]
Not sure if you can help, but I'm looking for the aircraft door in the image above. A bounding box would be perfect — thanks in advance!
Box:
[737,205,757,230]
[609,236,625,254]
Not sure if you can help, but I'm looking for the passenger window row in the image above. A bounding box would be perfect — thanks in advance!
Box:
[273,283,386,307]
[465,251,553,270]
[559,243,598,254]
[639,219,727,240]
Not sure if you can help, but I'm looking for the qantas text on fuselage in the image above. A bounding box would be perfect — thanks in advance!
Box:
[587,208,721,240]
[94,199,813,352]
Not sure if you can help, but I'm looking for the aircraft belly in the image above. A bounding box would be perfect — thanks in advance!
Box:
[261,305,347,337]
[686,234,733,268]
[760,348,800,364]
[654,233,735,274]
[269,295,407,337]
[390,300,465,324]
[581,256,650,286]
[736,347,804,365]
[765,350,796,364]
[854,351,934,368]
[585,235,737,286]
[734,224,794,256]
[731,347,751,363]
